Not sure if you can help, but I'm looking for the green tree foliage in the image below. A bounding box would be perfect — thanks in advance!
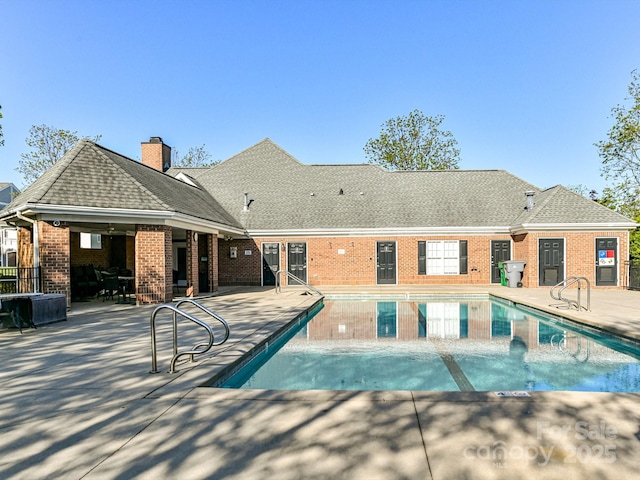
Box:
[16,125,101,186]
[599,186,640,261]
[172,144,218,168]
[364,109,460,170]
[596,70,640,261]
[596,70,640,194]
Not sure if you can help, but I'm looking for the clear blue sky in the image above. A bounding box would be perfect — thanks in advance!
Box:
[1,0,639,193]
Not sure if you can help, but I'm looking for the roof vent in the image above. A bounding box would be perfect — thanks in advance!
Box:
[525,191,535,211]
[243,192,254,212]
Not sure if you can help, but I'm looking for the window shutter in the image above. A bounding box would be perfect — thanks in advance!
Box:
[459,240,468,274]
[418,241,426,275]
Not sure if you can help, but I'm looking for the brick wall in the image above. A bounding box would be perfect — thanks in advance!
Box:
[218,238,262,285]
[17,227,33,269]
[515,231,630,288]
[186,230,199,296]
[217,233,629,288]
[17,226,34,293]
[141,137,171,172]
[135,225,173,304]
[39,220,71,305]
[70,231,110,268]
[208,234,219,292]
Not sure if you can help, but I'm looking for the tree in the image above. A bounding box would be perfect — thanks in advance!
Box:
[599,186,640,261]
[16,125,101,186]
[566,184,598,200]
[172,144,218,168]
[596,70,640,204]
[596,70,640,261]
[364,109,460,170]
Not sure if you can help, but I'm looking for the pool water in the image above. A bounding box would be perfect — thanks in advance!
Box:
[217,296,640,393]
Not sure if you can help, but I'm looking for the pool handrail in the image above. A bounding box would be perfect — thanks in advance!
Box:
[550,276,590,311]
[274,269,322,296]
[176,298,230,349]
[150,300,229,374]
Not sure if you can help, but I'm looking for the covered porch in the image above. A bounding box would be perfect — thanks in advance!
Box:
[11,214,243,310]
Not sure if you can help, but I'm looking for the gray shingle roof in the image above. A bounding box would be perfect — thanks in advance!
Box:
[513,185,633,225]
[3,140,241,228]
[3,138,634,233]
[179,138,632,231]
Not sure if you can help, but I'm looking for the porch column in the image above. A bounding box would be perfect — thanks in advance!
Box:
[209,235,219,292]
[17,227,34,294]
[135,225,173,304]
[186,230,199,297]
[38,220,71,305]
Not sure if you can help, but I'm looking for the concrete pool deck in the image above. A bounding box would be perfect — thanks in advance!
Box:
[0,285,638,479]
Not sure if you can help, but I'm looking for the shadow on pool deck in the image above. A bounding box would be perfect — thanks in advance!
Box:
[0,286,638,479]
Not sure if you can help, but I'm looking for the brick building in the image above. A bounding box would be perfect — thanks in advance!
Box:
[0,137,635,307]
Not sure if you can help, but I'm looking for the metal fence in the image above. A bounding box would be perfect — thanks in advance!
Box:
[629,260,640,291]
[0,267,42,294]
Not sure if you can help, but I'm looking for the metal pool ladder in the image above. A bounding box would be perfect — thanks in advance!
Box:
[150,298,230,374]
[274,269,322,296]
[550,276,591,311]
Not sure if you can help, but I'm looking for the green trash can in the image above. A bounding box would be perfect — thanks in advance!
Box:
[498,262,507,286]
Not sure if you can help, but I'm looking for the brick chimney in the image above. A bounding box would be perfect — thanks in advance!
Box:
[141,136,171,172]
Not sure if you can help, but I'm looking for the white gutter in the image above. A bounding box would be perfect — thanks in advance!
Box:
[510,222,638,234]
[246,226,512,237]
[15,210,40,293]
[16,203,246,236]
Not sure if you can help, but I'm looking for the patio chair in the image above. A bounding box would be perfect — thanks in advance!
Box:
[84,265,99,297]
[102,274,122,302]
[71,265,89,300]
[95,270,106,298]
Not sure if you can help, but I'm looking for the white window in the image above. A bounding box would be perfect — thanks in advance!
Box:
[80,232,102,250]
[426,240,459,275]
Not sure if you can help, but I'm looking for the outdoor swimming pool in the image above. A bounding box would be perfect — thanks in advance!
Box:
[213,296,640,393]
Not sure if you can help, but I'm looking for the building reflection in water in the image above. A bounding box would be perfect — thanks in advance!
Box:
[235,299,640,392]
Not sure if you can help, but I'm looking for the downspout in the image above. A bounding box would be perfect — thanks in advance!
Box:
[15,210,40,293]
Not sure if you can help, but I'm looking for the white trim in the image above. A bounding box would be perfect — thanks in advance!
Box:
[248,226,511,237]
[5,204,245,236]
[425,240,460,275]
[175,172,198,186]
[489,239,512,284]
[594,237,619,286]
[261,242,280,287]
[285,241,307,286]
[538,237,566,287]
[511,222,637,234]
[375,241,398,285]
